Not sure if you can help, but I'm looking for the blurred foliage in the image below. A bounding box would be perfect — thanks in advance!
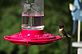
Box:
[0,0,78,54]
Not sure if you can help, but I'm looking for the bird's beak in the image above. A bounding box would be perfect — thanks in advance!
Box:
[69,3,76,11]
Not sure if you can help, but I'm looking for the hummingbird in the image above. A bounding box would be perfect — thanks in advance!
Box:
[59,25,71,38]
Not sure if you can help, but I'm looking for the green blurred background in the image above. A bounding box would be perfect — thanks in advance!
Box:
[0,0,80,54]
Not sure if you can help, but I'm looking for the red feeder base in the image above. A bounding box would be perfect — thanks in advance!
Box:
[4,30,62,45]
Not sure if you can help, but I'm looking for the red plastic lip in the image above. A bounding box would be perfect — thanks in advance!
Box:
[28,36,61,45]
[4,30,62,45]
[4,36,27,45]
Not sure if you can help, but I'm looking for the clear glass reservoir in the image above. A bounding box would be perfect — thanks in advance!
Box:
[22,0,44,30]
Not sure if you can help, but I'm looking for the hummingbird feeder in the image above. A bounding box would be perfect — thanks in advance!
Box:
[4,0,61,46]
